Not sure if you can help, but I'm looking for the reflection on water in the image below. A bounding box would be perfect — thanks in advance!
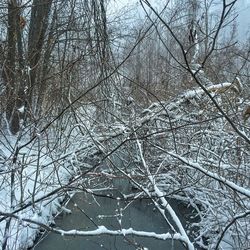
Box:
[33,189,190,250]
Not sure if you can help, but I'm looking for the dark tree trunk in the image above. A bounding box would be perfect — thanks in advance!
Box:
[3,1,23,134]
[2,0,53,134]
[27,0,53,112]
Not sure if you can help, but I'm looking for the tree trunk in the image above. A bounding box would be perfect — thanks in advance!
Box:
[27,0,53,113]
[3,1,23,134]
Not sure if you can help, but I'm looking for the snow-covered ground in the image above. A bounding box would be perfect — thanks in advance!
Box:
[0,134,78,249]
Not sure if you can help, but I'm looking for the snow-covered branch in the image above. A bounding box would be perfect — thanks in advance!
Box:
[153,145,250,198]
[136,137,195,250]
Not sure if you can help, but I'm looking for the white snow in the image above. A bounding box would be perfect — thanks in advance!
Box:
[17,106,25,113]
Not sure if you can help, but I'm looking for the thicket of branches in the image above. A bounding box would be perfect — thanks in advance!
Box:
[0,0,249,249]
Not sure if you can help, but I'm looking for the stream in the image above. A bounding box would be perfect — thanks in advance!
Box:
[33,178,198,250]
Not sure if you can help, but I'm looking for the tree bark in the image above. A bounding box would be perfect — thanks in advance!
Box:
[27,0,53,112]
[3,1,23,134]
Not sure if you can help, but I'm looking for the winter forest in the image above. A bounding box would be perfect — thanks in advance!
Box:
[0,0,249,249]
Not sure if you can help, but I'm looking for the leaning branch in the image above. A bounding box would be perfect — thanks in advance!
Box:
[152,144,250,198]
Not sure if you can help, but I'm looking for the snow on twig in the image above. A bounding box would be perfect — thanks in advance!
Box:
[55,226,185,240]
[157,148,250,198]
[135,136,195,250]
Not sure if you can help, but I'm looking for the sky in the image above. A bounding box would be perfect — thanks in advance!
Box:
[235,0,250,38]
[108,0,250,40]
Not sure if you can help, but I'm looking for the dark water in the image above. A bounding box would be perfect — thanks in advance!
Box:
[33,179,196,250]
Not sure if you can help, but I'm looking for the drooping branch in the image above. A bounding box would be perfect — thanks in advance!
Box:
[153,144,250,198]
